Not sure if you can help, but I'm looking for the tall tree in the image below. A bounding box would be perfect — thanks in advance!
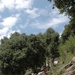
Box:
[48,0,75,42]
[27,34,46,72]
[61,23,75,42]
[44,28,59,61]
[0,32,28,75]
[0,33,47,75]
[48,0,75,20]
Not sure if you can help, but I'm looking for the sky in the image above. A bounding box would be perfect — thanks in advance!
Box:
[0,0,70,39]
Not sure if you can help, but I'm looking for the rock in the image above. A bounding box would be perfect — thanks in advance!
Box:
[61,57,75,75]
[62,70,75,75]
[71,57,75,64]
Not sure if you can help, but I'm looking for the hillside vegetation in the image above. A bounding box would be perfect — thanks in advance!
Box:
[0,0,75,75]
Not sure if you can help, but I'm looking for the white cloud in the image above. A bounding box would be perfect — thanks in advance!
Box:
[1,0,15,9]
[7,29,21,38]
[0,14,20,39]
[26,8,39,18]
[0,27,8,35]
[0,0,33,11]
[0,1,5,11]
[1,17,17,27]
[31,9,69,29]
[0,27,9,39]
[0,29,21,39]
[15,0,32,9]
[26,8,48,19]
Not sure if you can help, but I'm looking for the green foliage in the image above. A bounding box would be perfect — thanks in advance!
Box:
[26,34,46,72]
[0,32,48,75]
[64,36,75,54]
[61,23,75,42]
[48,0,75,43]
[48,0,75,19]
[0,32,28,75]
[58,36,75,65]
[0,28,60,75]
[44,28,59,58]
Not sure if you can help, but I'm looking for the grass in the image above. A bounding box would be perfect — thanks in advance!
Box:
[50,52,73,75]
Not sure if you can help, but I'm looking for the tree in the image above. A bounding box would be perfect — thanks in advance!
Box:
[61,23,75,42]
[0,33,47,75]
[60,36,75,55]
[48,0,75,20]
[0,32,28,75]
[44,28,59,59]
[48,0,75,42]
[27,34,46,72]
[58,36,75,65]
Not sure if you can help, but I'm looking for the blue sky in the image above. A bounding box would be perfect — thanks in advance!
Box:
[0,0,70,39]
